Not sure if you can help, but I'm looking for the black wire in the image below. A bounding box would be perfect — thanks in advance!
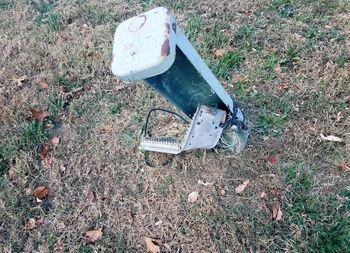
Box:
[143,108,190,137]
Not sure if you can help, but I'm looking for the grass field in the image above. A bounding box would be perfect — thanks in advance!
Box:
[0,0,349,252]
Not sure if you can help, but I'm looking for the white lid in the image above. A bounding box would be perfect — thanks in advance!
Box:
[111,7,177,81]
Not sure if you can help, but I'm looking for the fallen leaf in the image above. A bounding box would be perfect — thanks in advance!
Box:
[294,33,303,41]
[274,65,284,78]
[30,109,49,121]
[23,188,32,195]
[198,180,213,186]
[84,228,103,242]
[278,83,289,90]
[222,81,230,88]
[83,84,92,91]
[271,202,283,221]
[38,80,49,89]
[265,155,278,164]
[235,180,250,193]
[144,237,160,253]
[232,74,241,83]
[33,186,49,199]
[338,162,350,171]
[188,191,199,203]
[320,133,343,142]
[23,218,43,230]
[88,52,97,60]
[54,239,64,251]
[87,191,95,202]
[323,24,332,31]
[51,136,60,145]
[214,49,225,58]
[263,136,270,141]
[99,124,113,134]
[12,75,28,86]
[40,144,53,168]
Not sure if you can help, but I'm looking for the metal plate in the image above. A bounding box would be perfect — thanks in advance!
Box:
[182,105,226,150]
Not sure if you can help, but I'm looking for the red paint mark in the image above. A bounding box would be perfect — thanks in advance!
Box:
[128,15,147,32]
[172,23,176,33]
[161,38,170,57]
[165,23,170,35]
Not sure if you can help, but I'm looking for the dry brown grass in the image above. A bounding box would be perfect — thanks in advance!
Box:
[0,0,349,252]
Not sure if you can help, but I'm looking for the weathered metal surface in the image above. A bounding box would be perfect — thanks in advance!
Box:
[146,48,227,117]
[182,105,226,150]
[111,7,176,80]
[139,105,226,154]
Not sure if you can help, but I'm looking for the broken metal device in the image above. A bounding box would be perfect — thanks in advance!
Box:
[111,7,248,154]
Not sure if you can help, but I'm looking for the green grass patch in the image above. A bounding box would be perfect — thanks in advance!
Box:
[52,74,85,89]
[264,52,280,70]
[0,0,11,10]
[19,120,47,150]
[109,103,123,114]
[272,0,295,17]
[48,96,65,115]
[283,164,350,252]
[257,113,287,136]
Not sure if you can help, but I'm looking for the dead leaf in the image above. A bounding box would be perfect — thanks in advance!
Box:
[84,228,103,242]
[23,218,43,230]
[198,180,213,186]
[23,188,32,195]
[188,191,199,203]
[278,83,289,90]
[265,155,278,164]
[12,75,28,86]
[88,52,97,60]
[324,24,332,31]
[338,163,350,171]
[274,65,284,78]
[214,49,225,58]
[294,33,303,41]
[87,191,95,202]
[51,136,60,145]
[99,124,113,134]
[320,133,343,142]
[263,136,270,141]
[144,237,160,253]
[33,186,49,199]
[54,239,64,251]
[271,202,283,221]
[38,80,49,89]
[83,84,92,91]
[235,180,250,194]
[30,109,49,121]
[222,81,230,88]
[40,144,53,168]
[232,74,241,83]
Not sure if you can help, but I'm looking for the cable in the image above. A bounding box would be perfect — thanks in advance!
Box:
[143,108,190,137]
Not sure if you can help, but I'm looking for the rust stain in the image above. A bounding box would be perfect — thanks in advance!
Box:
[165,23,170,35]
[128,15,147,32]
[172,23,176,33]
[161,38,170,57]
